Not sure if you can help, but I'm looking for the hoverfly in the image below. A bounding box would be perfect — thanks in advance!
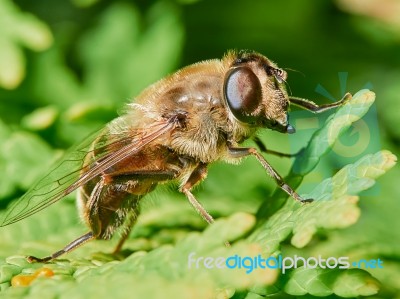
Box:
[0,50,350,262]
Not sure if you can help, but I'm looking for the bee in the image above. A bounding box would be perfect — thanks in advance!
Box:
[0,50,350,262]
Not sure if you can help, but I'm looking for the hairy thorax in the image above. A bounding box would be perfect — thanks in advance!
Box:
[131,60,253,164]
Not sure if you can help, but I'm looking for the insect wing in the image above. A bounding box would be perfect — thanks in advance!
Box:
[0,118,177,227]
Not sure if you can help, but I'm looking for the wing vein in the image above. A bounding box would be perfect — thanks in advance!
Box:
[1,118,177,226]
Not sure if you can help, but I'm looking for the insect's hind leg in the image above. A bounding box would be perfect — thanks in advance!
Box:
[112,212,138,254]
[27,232,94,263]
[88,171,177,252]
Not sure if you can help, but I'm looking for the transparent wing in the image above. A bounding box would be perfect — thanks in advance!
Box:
[0,117,178,227]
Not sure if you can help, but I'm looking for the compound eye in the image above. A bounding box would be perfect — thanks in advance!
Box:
[224,67,262,123]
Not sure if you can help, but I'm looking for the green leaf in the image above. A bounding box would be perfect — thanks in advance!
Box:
[257,89,376,220]
[30,1,184,145]
[78,1,184,104]
[293,90,375,175]
[284,267,379,297]
[251,150,396,252]
[71,0,100,8]
[0,212,277,298]
[3,132,55,190]
[0,0,52,89]
[0,120,14,199]
[21,106,59,131]
[0,200,80,259]
[301,150,396,201]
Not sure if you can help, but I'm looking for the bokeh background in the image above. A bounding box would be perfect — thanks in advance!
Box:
[0,0,399,297]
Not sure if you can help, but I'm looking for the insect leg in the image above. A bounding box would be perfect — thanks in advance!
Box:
[93,171,177,252]
[289,92,351,113]
[228,147,312,203]
[253,136,298,158]
[180,163,214,225]
[25,177,109,263]
[180,164,231,247]
[27,232,94,263]
[112,212,137,254]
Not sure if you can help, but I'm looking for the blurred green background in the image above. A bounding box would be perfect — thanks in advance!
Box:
[0,0,399,297]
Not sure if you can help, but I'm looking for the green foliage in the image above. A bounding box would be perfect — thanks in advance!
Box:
[0,0,399,298]
[0,0,52,89]
[283,268,379,297]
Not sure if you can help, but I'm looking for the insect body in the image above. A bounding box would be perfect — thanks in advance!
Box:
[0,50,350,262]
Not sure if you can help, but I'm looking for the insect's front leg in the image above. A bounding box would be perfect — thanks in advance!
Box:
[253,136,299,158]
[289,92,352,113]
[228,147,312,203]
